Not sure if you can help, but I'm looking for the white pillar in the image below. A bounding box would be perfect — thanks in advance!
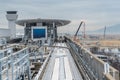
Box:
[8,21,16,38]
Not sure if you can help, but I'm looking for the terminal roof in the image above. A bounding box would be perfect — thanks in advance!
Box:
[16,18,70,27]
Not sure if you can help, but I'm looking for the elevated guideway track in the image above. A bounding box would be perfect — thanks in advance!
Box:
[33,37,119,80]
[39,43,83,80]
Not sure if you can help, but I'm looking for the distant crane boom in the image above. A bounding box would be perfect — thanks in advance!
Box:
[73,21,85,42]
[74,21,84,36]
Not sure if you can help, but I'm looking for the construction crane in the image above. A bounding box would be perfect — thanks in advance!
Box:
[73,21,85,42]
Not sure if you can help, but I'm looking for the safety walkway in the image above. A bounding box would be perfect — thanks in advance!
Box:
[42,43,83,80]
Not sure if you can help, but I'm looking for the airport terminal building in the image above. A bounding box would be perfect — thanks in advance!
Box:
[16,18,70,43]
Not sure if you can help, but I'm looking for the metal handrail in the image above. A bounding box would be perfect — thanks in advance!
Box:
[65,36,119,80]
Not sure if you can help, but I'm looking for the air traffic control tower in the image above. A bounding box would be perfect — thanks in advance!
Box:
[6,11,18,39]
[16,18,70,44]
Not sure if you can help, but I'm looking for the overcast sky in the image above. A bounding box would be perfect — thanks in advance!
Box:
[0,0,120,33]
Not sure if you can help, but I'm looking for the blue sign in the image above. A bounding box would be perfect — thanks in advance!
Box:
[33,29,46,38]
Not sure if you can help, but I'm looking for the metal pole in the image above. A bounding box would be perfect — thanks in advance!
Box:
[11,55,14,80]
[7,59,9,80]
[53,22,55,42]
[27,49,31,80]
[104,26,106,40]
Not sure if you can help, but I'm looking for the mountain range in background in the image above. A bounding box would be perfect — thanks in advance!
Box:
[87,24,120,34]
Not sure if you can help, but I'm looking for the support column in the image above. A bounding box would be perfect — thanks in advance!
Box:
[54,25,57,42]
[24,23,28,43]
[50,22,55,44]
[53,22,55,40]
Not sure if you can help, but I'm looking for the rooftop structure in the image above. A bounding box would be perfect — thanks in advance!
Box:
[16,18,70,27]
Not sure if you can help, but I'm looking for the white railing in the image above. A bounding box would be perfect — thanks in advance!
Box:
[0,46,30,80]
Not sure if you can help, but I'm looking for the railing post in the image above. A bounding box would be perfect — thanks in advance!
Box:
[7,58,9,80]
[27,49,31,80]
[104,63,110,74]
[0,61,2,80]
[11,54,14,80]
